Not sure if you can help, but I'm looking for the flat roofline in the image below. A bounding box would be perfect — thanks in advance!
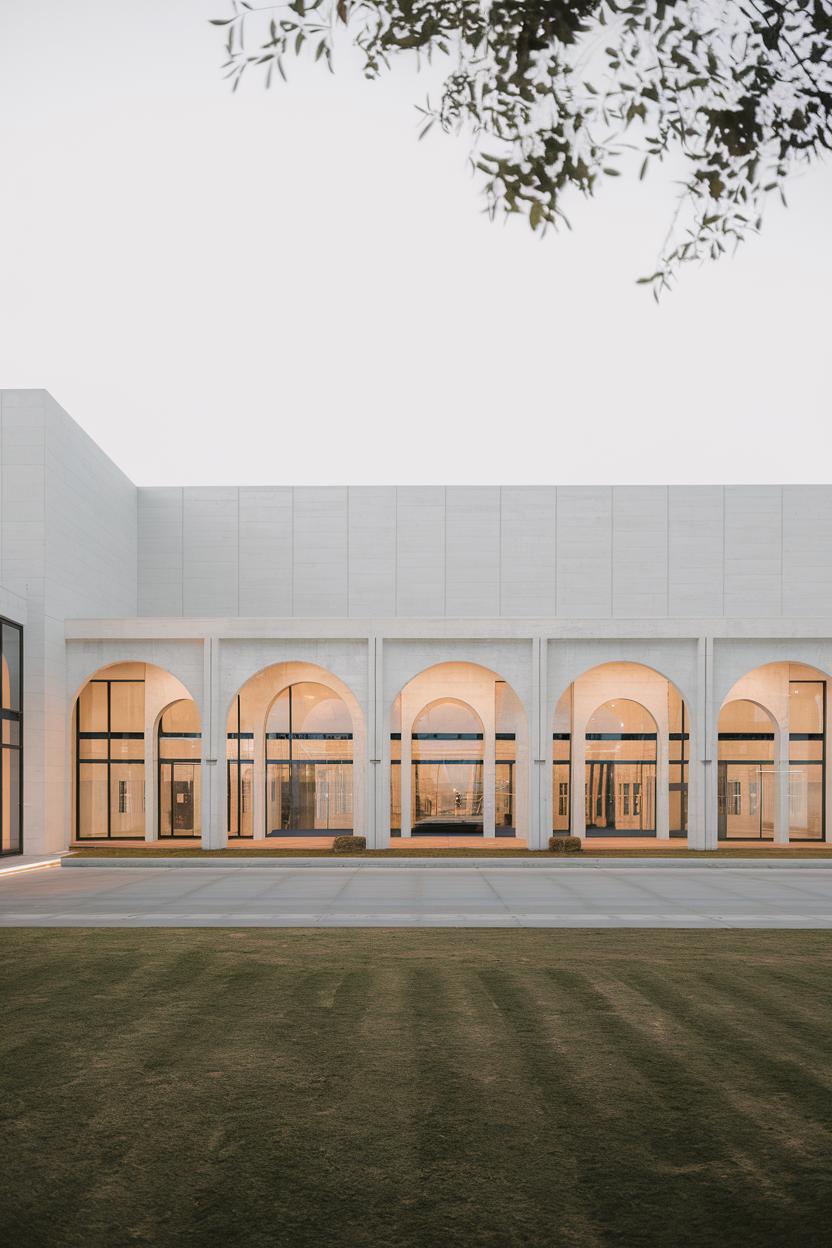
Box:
[63,617,832,642]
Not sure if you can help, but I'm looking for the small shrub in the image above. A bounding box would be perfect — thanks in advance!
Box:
[332,835,366,854]
[548,835,582,854]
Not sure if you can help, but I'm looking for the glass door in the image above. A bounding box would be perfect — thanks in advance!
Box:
[718,763,774,840]
[586,762,656,834]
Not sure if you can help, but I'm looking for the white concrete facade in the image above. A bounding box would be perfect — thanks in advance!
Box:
[2,389,832,854]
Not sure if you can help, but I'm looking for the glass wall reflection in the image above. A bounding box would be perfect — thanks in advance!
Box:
[412,700,483,834]
[718,700,775,840]
[585,700,657,835]
[1,620,23,855]
[77,675,145,839]
[266,683,353,835]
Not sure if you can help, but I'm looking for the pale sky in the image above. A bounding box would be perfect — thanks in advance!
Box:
[0,0,829,486]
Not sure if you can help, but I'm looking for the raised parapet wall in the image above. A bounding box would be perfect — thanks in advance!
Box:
[136,483,832,621]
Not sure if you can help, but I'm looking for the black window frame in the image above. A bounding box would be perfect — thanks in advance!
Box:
[0,616,23,857]
[75,677,145,840]
[157,703,202,840]
[264,685,354,836]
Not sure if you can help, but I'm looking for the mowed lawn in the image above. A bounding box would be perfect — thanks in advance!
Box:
[2,931,832,1248]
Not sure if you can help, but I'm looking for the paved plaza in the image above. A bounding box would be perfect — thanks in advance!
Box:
[3,862,832,927]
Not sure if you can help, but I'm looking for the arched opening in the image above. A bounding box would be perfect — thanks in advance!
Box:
[265,682,353,836]
[391,662,527,841]
[226,663,363,842]
[1,618,23,856]
[73,662,198,841]
[553,661,691,841]
[411,699,484,835]
[718,662,827,842]
[158,700,202,839]
[586,700,657,835]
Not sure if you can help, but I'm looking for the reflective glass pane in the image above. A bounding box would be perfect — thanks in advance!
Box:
[109,735,144,760]
[267,761,353,833]
[390,761,401,832]
[585,700,657,764]
[496,735,516,763]
[669,763,688,834]
[228,761,253,837]
[789,737,823,762]
[413,700,481,735]
[109,764,145,837]
[553,736,570,763]
[789,682,823,734]
[161,700,200,735]
[2,624,21,712]
[412,762,483,832]
[110,682,144,733]
[160,734,200,761]
[552,763,570,832]
[79,682,108,733]
[585,762,656,833]
[8,749,20,853]
[160,763,200,838]
[718,763,774,840]
[78,763,108,839]
[789,765,823,840]
[78,733,107,759]
[495,762,514,831]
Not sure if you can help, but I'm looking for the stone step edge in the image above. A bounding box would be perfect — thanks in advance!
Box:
[61,856,832,870]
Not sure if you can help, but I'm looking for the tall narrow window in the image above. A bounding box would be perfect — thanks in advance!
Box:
[159,700,201,839]
[668,687,689,837]
[1,619,23,856]
[411,700,483,835]
[717,700,775,840]
[76,676,145,839]
[788,680,825,841]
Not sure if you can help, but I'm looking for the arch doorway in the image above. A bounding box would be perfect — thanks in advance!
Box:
[265,682,354,836]
[158,700,202,839]
[390,662,526,840]
[585,700,657,835]
[411,699,485,835]
[73,662,200,841]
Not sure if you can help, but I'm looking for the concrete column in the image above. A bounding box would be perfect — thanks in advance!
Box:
[204,636,226,849]
[253,725,266,840]
[570,706,586,840]
[483,692,496,839]
[144,698,157,843]
[400,698,412,838]
[774,723,790,844]
[372,635,386,849]
[685,638,705,850]
[702,636,719,850]
[656,730,670,839]
[528,636,543,851]
[366,633,378,848]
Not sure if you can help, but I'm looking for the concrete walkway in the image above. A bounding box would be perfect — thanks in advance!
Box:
[3,863,832,927]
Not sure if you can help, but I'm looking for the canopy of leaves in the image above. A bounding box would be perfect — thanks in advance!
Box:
[212,1,832,292]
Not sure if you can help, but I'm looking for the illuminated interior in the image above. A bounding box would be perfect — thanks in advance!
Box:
[1,620,22,855]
